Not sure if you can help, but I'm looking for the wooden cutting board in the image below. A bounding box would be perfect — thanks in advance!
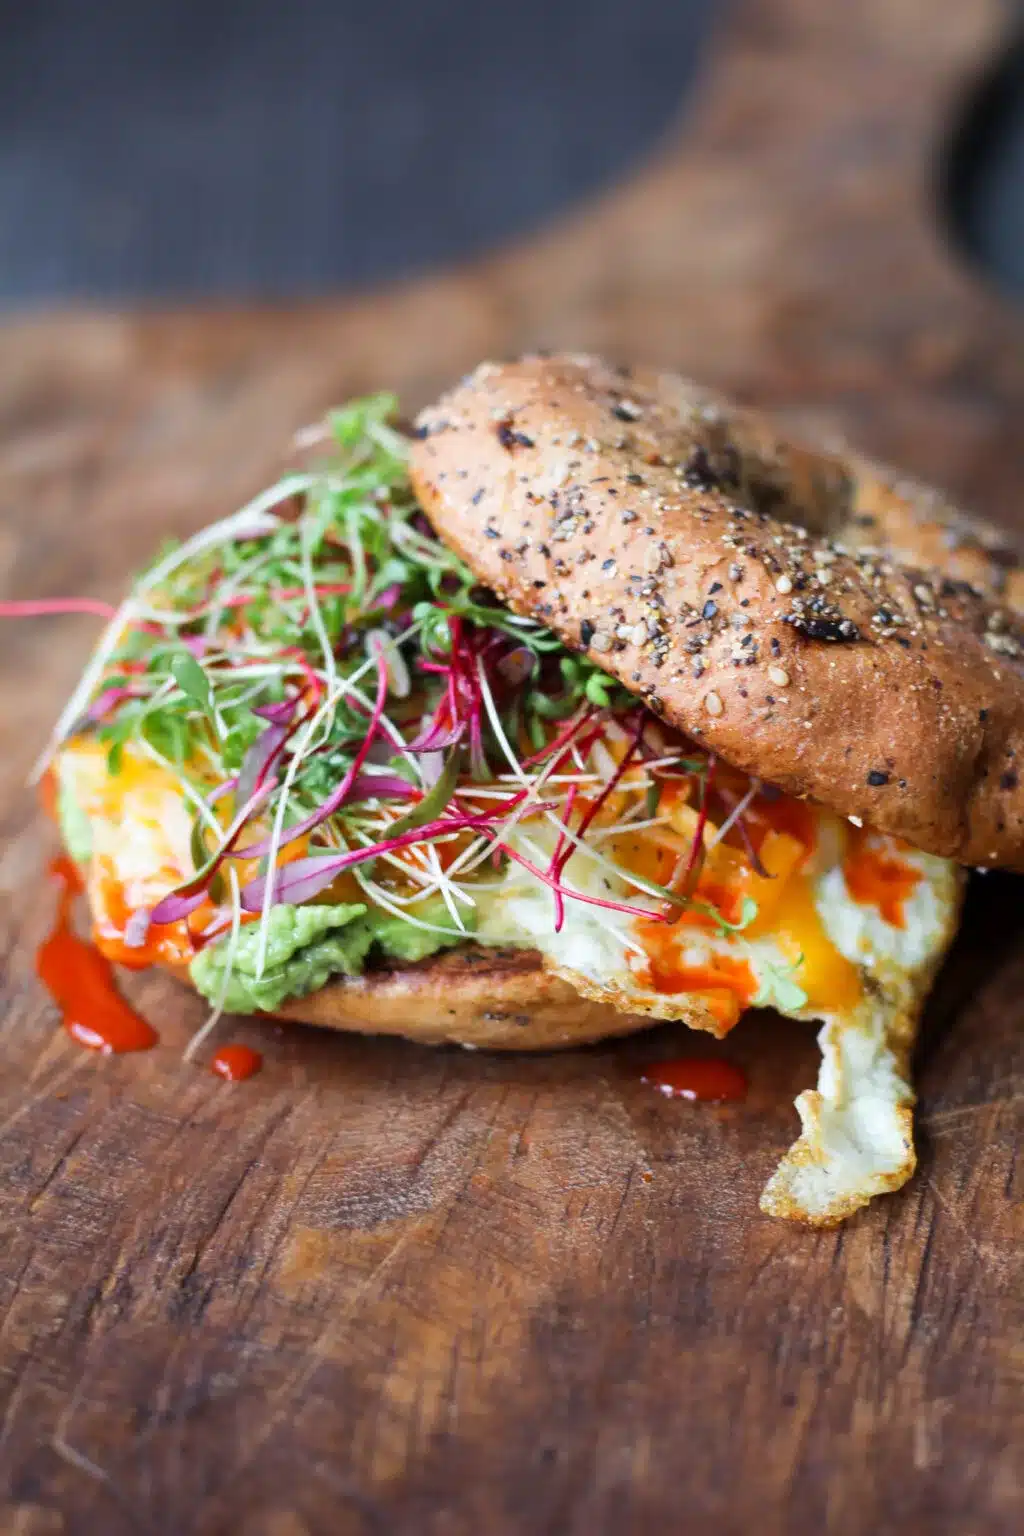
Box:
[1,2,1021,1532]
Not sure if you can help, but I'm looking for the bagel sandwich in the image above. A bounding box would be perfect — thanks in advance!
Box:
[39,358,1024,1224]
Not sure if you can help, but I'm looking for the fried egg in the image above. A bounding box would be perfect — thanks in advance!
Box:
[55,737,962,1225]
[475,804,961,1225]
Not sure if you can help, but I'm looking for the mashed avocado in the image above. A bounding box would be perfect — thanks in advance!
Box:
[190,897,470,1013]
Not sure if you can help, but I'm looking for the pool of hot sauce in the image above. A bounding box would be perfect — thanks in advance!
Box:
[37,856,158,1053]
[210,1044,263,1081]
[640,1057,748,1103]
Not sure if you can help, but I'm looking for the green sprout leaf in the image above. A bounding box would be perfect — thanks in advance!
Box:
[171,652,213,714]
[753,956,808,1014]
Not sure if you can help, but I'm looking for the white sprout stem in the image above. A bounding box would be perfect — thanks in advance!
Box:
[351,867,470,939]
[183,866,242,1062]
[301,499,338,694]
[421,839,473,924]
[708,779,761,848]
[474,659,676,906]
[346,830,454,888]
[345,505,368,598]
[507,825,647,959]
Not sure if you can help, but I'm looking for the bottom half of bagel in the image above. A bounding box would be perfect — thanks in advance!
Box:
[175,943,647,1051]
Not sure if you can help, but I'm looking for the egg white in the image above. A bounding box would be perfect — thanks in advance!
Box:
[56,740,963,1223]
[476,814,962,1225]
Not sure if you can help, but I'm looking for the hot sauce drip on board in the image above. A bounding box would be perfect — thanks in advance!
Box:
[37,856,158,1054]
[210,1044,263,1081]
[640,1057,748,1103]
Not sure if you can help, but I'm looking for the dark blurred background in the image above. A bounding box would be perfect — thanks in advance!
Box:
[0,0,1021,306]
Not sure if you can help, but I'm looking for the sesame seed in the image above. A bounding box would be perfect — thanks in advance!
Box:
[775,575,793,595]
[767,665,790,687]
[590,630,613,653]
[704,691,724,716]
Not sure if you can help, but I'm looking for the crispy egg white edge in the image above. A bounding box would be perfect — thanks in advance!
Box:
[761,845,960,1224]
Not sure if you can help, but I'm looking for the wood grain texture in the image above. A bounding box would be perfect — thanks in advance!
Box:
[0,1,1022,1532]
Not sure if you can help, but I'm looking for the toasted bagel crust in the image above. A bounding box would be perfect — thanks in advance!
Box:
[170,945,659,1050]
[412,354,1024,869]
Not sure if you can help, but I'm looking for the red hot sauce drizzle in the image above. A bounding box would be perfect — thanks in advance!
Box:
[210,1044,263,1081]
[37,856,158,1054]
[640,1057,748,1103]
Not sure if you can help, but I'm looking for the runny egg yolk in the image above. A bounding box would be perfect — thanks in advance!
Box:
[627,776,887,1024]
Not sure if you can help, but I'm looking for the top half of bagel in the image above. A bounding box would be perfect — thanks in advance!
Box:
[411,353,1024,871]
